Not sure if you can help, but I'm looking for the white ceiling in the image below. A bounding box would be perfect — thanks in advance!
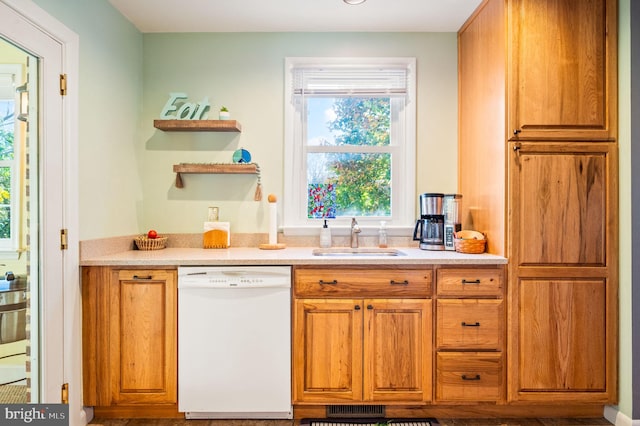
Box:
[107,0,483,33]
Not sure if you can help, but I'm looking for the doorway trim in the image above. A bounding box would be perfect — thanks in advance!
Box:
[0,0,81,424]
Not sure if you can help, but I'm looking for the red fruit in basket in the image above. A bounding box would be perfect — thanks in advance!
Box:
[147,229,158,239]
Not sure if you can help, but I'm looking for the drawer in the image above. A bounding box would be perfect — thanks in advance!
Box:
[436,299,503,350]
[437,268,503,297]
[436,352,504,402]
[294,267,432,298]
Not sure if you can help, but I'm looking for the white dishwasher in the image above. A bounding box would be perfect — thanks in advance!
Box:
[178,266,292,419]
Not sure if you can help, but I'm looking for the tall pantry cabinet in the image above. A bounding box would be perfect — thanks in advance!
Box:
[458,0,617,405]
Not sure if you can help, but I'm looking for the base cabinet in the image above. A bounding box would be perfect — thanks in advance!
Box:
[82,267,178,417]
[434,267,505,404]
[293,267,432,404]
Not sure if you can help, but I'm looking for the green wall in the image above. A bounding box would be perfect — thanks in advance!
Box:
[32,0,143,240]
[617,0,634,420]
[141,32,458,233]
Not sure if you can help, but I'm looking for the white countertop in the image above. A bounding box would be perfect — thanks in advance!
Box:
[80,246,507,266]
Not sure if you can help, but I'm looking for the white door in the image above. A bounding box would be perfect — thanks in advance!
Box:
[0,0,80,423]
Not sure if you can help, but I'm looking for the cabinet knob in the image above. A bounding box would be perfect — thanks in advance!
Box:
[367,304,374,310]
[354,305,361,310]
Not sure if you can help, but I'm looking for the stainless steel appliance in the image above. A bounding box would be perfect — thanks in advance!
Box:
[443,194,463,251]
[413,193,445,250]
[178,266,292,419]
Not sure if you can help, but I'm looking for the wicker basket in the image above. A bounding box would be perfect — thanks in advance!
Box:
[454,230,486,254]
[134,235,168,250]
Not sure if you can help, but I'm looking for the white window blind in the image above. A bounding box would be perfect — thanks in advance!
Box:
[292,66,411,98]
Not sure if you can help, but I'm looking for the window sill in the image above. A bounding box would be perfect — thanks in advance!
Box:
[0,250,20,260]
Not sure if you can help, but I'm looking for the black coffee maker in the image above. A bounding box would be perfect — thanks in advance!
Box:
[413,193,445,250]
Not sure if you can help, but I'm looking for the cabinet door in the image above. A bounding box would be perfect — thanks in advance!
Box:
[510,143,613,266]
[110,269,177,405]
[363,299,432,402]
[293,299,363,402]
[519,279,606,392]
[508,0,616,140]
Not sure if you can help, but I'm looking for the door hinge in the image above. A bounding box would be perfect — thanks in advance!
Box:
[61,383,69,404]
[60,229,68,250]
[60,74,67,96]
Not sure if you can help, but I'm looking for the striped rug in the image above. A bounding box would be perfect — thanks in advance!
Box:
[303,420,436,426]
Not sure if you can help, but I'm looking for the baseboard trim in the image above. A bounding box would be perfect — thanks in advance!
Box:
[604,405,640,426]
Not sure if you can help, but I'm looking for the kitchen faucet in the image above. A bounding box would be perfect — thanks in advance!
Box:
[350,218,361,248]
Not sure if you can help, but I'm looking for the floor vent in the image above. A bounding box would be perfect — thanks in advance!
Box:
[326,405,385,418]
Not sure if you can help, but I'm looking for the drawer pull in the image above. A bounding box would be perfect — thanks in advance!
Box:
[318,279,338,285]
[133,275,153,280]
[390,280,409,286]
[461,374,481,381]
[461,321,481,327]
[461,279,481,285]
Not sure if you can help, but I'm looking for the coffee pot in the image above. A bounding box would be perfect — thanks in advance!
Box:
[413,193,445,250]
[443,194,462,251]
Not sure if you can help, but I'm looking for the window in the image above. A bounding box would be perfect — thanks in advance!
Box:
[283,57,416,234]
[0,65,22,256]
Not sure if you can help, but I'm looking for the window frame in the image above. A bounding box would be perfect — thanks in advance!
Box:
[283,57,416,235]
[0,64,23,258]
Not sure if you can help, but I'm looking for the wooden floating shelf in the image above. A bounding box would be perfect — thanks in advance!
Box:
[154,119,242,132]
[172,163,257,188]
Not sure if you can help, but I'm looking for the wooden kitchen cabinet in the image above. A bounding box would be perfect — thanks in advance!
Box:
[435,266,505,404]
[293,267,432,405]
[82,267,179,418]
[458,0,618,406]
[507,0,617,141]
[508,142,616,402]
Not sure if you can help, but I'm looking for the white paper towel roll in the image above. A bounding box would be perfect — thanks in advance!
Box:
[269,202,277,245]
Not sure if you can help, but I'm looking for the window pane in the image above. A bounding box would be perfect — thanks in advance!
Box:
[0,166,10,239]
[306,97,390,147]
[0,100,15,160]
[307,152,391,218]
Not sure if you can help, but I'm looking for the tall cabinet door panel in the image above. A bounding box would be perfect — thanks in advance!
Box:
[508,142,617,403]
[363,299,432,402]
[508,0,617,140]
[293,299,363,402]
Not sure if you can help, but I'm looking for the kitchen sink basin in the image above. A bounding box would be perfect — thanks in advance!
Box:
[312,247,406,256]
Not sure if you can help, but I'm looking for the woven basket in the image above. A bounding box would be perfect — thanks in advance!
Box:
[134,236,168,250]
[454,230,486,254]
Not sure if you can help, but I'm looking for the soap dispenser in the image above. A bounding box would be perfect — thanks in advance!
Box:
[319,219,332,248]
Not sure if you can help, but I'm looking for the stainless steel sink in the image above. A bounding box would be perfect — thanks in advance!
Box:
[312,247,405,256]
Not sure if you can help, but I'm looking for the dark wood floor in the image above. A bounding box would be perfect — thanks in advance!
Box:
[89,418,613,426]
